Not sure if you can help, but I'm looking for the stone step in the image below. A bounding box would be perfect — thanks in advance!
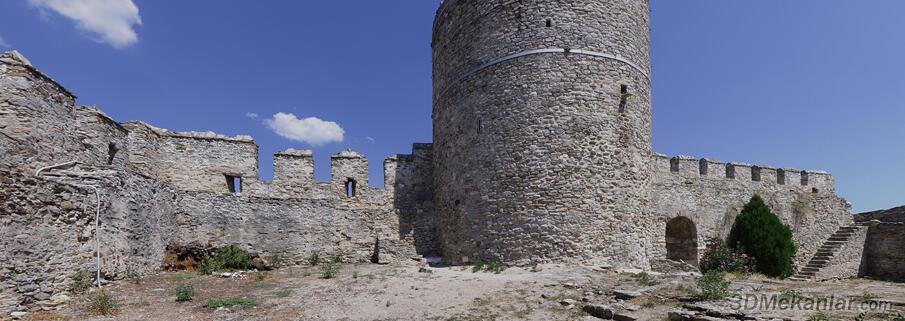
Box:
[808,259,830,265]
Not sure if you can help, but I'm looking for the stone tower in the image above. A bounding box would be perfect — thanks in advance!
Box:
[432,0,653,267]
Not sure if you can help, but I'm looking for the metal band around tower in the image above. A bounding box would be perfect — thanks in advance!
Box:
[440,48,651,95]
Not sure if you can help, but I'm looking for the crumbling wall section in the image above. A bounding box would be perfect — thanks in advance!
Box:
[650,154,852,270]
[0,165,177,313]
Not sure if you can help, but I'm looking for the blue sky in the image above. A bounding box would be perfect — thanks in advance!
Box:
[1,1,902,212]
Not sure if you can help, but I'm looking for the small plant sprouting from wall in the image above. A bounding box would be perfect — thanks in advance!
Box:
[307,252,321,266]
[69,270,92,294]
[320,260,339,279]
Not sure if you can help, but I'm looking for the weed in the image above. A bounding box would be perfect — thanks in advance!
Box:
[860,291,879,301]
[353,271,359,279]
[307,252,321,266]
[203,297,259,309]
[69,271,92,294]
[255,271,266,282]
[691,271,732,301]
[779,289,807,301]
[471,259,507,274]
[419,267,433,274]
[321,261,339,279]
[806,311,832,321]
[126,270,141,284]
[634,271,656,286]
[175,284,194,302]
[331,254,343,263]
[272,289,293,298]
[85,292,119,316]
[268,252,285,268]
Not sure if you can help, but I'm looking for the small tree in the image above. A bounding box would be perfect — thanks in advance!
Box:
[728,195,797,278]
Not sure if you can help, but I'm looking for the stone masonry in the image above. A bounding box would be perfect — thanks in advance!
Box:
[0,0,900,314]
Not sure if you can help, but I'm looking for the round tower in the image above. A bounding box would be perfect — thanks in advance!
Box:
[432,0,653,267]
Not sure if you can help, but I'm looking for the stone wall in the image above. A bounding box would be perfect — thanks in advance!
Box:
[861,223,905,282]
[0,165,177,313]
[650,154,853,269]
[432,0,654,268]
[856,206,905,223]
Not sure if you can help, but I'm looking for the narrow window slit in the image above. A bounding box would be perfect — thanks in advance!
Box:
[618,84,630,113]
[545,19,552,28]
[345,178,357,198]
[226,175,242,194]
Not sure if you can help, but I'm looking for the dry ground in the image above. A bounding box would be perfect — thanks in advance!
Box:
[17,264,905,321]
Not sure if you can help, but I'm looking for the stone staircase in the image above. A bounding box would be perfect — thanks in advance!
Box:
[789,225,865,281]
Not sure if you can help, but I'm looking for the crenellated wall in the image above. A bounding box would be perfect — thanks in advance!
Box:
[650,153,853,269]
[0,50,439,314]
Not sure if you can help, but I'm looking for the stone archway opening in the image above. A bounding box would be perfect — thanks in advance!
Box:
[666,216,699,265]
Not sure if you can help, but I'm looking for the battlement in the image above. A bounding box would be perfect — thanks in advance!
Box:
[652,152,835,193]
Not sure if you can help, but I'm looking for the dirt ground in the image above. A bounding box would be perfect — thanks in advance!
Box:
[18,264,905,321]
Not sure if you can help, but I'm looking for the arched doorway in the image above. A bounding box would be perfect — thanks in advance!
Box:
[666,216,699,265]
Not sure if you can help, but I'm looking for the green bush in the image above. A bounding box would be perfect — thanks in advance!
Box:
[86,292,119,316]
[69,270,93,294]
[175,284,194,302]
[692,271,732,301]
[268,253,285,268]
[197,245,253,275]
[728,195,797,278]
[307,252,321,266]
[699,237,754,274]
[321,260,339,279]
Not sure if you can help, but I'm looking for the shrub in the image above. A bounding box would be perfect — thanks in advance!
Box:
[699,237,754,274]
[691,271,732,301]
[69,271,93,294]
[175,284,194,302]
[197,245,253,275]
[307,252,321,266]
[728,195,797,278]
[806,311,832,321]
[272,289,293,298]
[634,271,657,286]
[203,297,258,309]
[268,253,285,268]
[127,270,142,284]
[321,261,339,279]
[86,292,119,316]
[471,259,507,274]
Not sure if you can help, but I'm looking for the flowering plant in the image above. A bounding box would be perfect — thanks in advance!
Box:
[699,237,755,274]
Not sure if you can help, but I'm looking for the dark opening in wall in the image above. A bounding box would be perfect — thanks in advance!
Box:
[545,19,552,27]
[618,84,630,113]
[752,166,762,182]
[107,143,119,165]
[812,188,819,194]
[726,164,736,179]
[477,119,483,134]
[777,169,786,185]
[345,178,357,198]
[226,175,242,194]
[801,171,810,186]
[670,158,679,173]
[699,159,708,176]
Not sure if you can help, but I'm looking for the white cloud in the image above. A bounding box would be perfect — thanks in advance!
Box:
[365,136,375,142]
[264,112,344,147]
[28,0,142,49]
[0,35,9,48]
[245,112,259,119]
